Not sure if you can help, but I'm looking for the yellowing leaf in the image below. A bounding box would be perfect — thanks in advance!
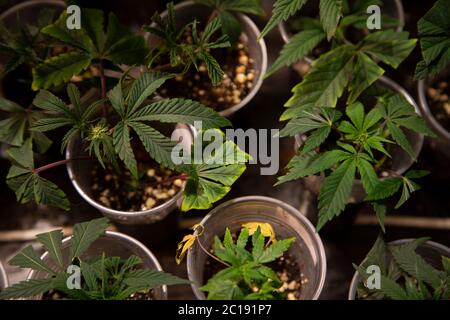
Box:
[242,222,277,244]
[175,224,204,265]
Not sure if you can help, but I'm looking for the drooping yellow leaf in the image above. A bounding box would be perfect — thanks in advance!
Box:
[175,234,196,265]
[242,222,277,244]
[175,224,204,264]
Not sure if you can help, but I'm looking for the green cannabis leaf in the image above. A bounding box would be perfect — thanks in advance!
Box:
[0,218,188,300]
[319,0,343,41]
[69,218,110,261]
[284,30,415,111]
[31,83,101,153]
[259,0,308,39]
[283,45,355,113]
[264,0,415,89]
[200,227,295,300]
[415,0,450,79]
[6,139,70,210]
[32,9,149,90]
[36,230,65,269]
[181,130,249,211]
[365,171,429,210]
[375,94,435,159]
[0,97,52,153]
[107,72,231,178]
[353,236,450,300]
[317,157,357,230]
[265,28,326,78]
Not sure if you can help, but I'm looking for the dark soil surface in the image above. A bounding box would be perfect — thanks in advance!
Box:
[91,161,182,212]
[426,81,450,132]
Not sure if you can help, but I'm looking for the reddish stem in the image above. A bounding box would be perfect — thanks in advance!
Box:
[196,237,230,267]
[99,62,107,116]
[207,9,219,24]
[32,157,90,174]
[152,63,173,72]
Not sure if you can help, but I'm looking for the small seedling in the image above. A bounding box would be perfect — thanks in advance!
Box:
[176,223,296,300]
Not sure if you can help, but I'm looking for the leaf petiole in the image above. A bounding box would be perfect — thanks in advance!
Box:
[32,156,91,174]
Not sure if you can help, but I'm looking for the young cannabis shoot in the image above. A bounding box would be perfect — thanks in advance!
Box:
[176,222,295,300]
[5,72,248,212]
[144,2,231,86]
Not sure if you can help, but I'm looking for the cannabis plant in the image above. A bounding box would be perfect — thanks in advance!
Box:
[266,0,424,231]
[353,236,450,300]
[0,217,189,300]
[5,72,247,211]
[415,0,450,79]
[144,3,231,86]
[176,223,295,300]
[276,92,434,231]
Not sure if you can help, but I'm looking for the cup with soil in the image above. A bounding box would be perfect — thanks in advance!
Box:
[0,260,8,292]
[146,1,268,117]
[28,230,168,300]
[295,76,424,205]
[187,196,327,300]
[278,0,404,76]
[66,123,194,224]
[348,239,450,300]
[0,0,98,108]
[418,73,450,146]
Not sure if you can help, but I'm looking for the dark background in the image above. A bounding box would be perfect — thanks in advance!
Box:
[0,0,449,300]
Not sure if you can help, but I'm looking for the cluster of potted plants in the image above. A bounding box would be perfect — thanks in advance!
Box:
[0,0,448,301]
[0,0,258,223]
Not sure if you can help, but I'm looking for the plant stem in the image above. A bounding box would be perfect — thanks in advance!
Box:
[152,63,173,72]
[375,155,388,172]
[207,9,219,24]
[99,61,107,116]
[196,237,231,267]
[32,157,91,174]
